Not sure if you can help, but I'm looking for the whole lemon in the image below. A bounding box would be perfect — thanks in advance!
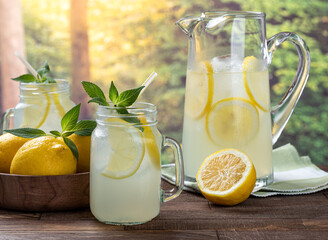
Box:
[10,136,77,175]
[0,133,31,173]
[68,134,91,172]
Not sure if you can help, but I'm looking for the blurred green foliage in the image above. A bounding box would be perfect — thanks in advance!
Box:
[22,0,328,164]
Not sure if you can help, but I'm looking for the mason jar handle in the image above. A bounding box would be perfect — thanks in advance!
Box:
[1,108,14,134]
[267,32,310,145]
[162,136,184,202]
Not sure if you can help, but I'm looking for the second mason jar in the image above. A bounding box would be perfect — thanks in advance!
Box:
[1,79,75,133]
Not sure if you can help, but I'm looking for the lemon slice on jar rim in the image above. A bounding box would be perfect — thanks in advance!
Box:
[196,148,256,206]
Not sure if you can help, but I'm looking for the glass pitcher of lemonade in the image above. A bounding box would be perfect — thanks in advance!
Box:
[1,80,75,133]
[90,103,184,225]
[174,11,310,189]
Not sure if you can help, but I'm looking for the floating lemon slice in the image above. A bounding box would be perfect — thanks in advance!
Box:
[102,118,145,179]
[206,97,259,146]
[139,117,161,170]
[196,148,256,206]
[21,92,51,128]
[242,56,270,112]
[21,85,67,129]
[185,61,214,119]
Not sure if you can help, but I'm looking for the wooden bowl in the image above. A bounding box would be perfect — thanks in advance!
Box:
[0,172,89,212]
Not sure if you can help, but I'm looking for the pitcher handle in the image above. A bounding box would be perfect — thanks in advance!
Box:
[267,32,310,145]
[1,108,14,134]
[162,136,184,202]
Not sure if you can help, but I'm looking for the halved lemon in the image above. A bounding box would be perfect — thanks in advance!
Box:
[102,118,145,179]
[242,56,270,112]
[139,117,161,169]
[206,97,259,146]
[196,148,256,206]
[185,61,214,119]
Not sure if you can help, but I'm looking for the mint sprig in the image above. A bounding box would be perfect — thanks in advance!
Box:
[4,104,97,160]
[82,81,144,108]
[12,60,56,83]
[82,81,145,129]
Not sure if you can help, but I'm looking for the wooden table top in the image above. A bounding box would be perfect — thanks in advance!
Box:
[1,166,327,240]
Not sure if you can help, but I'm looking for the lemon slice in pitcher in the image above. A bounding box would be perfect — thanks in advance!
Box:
[206,97,259,146]
[242,56,270,112]
[185,61,214,119]
[102,118,145,179]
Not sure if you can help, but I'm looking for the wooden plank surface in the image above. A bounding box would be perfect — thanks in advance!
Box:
[0,166,327,239]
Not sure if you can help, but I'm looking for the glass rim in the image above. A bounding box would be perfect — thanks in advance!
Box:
[97,102,156,112]
[96,102,157,119]
[20,79,68,86]
[203,11,265,18]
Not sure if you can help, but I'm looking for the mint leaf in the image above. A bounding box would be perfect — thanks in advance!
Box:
[116,86,144,107]
[61,104,81,132]
[74,128,95,136]
[11,74,36,83]
[63,137,79,160]
[37,61,50,77]
[81,81,108,105]
[88,97,109,106]
[73,120,97,132]
[4,128,46,138]
[45,76,56,83]
[62,120,97,137]
[109,81,119,103]
[50,130,61,137]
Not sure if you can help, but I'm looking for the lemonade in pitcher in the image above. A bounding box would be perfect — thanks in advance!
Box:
[182,57,272,183]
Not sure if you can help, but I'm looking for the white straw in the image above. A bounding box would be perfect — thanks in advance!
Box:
[14,51,40,80]
[140,71,157,96]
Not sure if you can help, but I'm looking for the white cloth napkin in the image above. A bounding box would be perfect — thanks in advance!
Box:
[252,143,328,197]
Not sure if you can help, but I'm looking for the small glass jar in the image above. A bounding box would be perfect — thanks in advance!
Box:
[90,103,184,225]
[1,80,75,133]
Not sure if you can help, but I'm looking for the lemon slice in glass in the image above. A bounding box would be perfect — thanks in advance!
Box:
[206,97,259,146]
[196,148,256,206]
[185,61,214,119]
[102,118,145,179]
[139,117,161,169]
[242,56,270,112]
[21,93,51,128]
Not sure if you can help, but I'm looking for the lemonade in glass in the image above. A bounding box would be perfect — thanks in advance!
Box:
[90,103,184,225]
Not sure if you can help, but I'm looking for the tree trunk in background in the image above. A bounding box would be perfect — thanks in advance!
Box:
[0,0,26,115]
[70,0,91,119]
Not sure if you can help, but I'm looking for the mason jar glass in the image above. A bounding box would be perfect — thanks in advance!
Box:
[90,103,184,225]
[1,79,75,133]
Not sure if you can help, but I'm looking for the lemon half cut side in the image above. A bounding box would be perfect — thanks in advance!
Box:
[102,118,145,179]
[206,97,259,146]
[196,148,256,206]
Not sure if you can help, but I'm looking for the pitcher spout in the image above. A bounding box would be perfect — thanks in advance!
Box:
[176,16,201,38]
